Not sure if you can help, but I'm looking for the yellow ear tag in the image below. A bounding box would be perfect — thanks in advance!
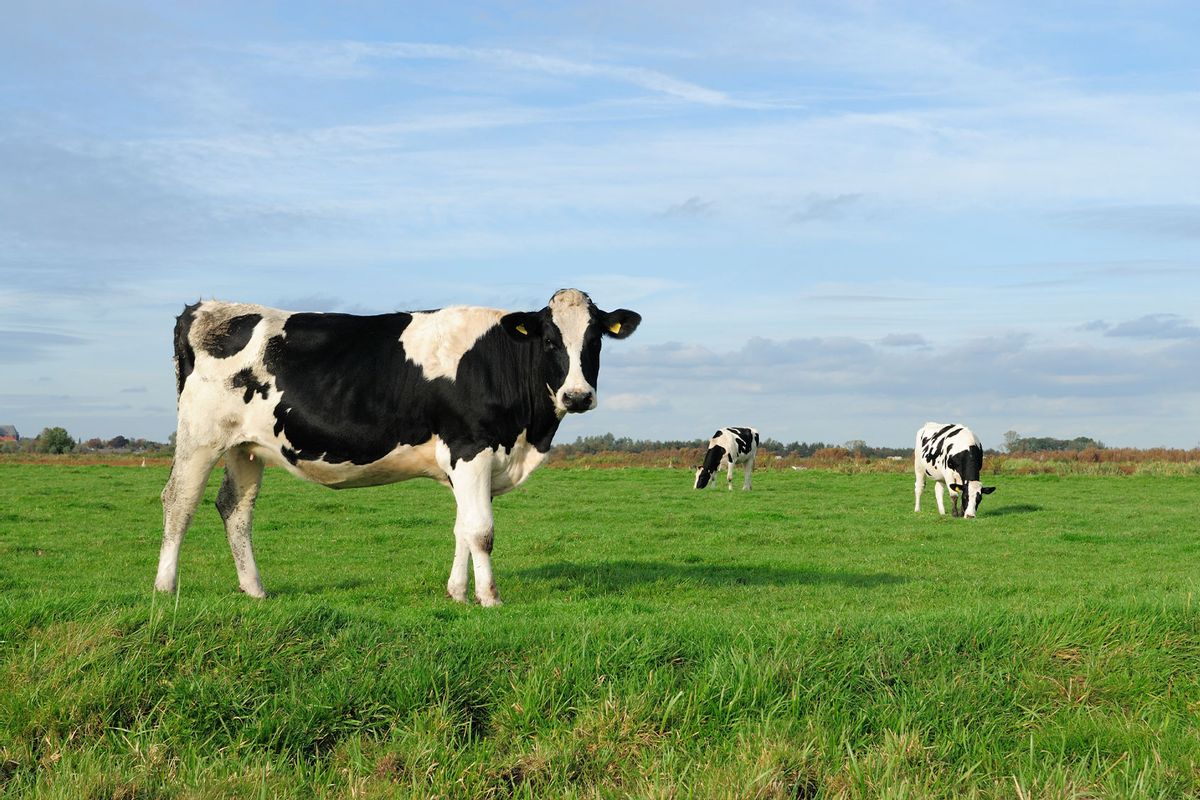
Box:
[608,322,621,334]
[516,323,528,335]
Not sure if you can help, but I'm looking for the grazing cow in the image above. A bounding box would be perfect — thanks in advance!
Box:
[155,289,640,606]
[913,422,996,518]
[694,427,759,490]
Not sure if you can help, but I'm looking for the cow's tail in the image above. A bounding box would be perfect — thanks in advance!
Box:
[173,302,201,396]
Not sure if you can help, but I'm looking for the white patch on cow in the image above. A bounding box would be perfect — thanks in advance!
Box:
[548,288,597,412]
[491,431,549,495]
[400,306,505,381]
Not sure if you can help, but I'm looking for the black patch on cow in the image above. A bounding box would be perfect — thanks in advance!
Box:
[448,323,567,459]
[932,423,958,440]
[263,311,423,465]
[230,368,270,403]
[536,312,572,393]
[578,311,603,390]
[947,444,983,482]
[173,302,200,395]
[261,310,571,469]
[702,444,727,473]
[922,425,964,464]
[728,427,755,456]
[201,314,262,359]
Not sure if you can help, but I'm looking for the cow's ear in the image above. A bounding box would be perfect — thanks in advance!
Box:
[600,309,641,339]
[949,483,963,492]
[981,486,997,494]
[500,312,543,341]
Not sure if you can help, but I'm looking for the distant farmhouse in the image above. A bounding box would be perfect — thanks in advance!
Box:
[0,425,18,442]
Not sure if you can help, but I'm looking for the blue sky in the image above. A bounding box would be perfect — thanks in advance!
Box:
[2,1,1198,448]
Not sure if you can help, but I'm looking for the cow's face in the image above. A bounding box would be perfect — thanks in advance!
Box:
[500,289,640,415]
[694,466,714,489]
[950,481,997,518]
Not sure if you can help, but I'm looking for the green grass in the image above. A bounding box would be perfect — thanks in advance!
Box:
[2,463,1199,798]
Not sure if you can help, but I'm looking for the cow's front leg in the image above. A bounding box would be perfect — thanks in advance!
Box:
[447,451,501,607]
[726,460,735,491]
[934,481,947,515]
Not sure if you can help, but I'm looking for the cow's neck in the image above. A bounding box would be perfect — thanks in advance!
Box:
[523,372,563,453]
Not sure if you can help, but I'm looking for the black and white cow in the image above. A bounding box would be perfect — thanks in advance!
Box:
[914,422,996,518]
[693,427,759,490]
[155,288,640,606]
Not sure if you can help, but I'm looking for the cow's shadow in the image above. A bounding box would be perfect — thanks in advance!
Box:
[515,560,907,595]
[985,503,1042,517]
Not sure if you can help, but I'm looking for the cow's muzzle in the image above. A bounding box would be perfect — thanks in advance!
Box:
[562,390,595,413]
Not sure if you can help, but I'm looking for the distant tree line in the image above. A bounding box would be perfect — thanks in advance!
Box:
[0,426,1118,458]
[557,432,1122,458]
[554,433,911,458]
[0,427,174,455]
[1002,431,1105,453]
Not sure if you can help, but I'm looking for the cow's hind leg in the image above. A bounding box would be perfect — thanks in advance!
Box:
[742,455,755,491]
[216,447,267,598]
[914,471,925,512]
[155,443,222,593]
[446,451,501,607]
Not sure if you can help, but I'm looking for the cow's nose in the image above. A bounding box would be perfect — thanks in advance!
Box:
[562,391,594,412]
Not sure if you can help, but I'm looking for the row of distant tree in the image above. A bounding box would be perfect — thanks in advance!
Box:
[1001,431,1105,453]
[0,427,175,455]
[0,427,1115,458]
[556,433,911,458]
[555,431,1109,457]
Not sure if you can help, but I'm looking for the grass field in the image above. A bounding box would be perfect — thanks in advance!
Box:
[2,462,1199,798]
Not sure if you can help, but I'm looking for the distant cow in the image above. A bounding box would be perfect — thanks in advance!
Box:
[914,422,996,518]
[155,289,640,606]
[694,427,759,490]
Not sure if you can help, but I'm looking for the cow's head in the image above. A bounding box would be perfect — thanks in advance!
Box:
[693,445,726,489]
[500,288,640,415]
[949,481,997,518]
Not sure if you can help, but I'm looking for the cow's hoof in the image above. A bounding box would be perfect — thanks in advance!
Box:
[446,589,470,604]
[478,596,503,608]
[239,585,267,599]
[153,580,176,594]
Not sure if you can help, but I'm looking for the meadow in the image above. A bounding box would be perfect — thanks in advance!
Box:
[1,461,1199,798]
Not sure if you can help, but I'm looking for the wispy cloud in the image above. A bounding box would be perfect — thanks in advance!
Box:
[0,331,89,364]
[1105,313,1200,340]
[659,196,714,219]
[1056,204,1200,239]
[790,193,863,224]
[247,40,766,108]
[879,333,930,348]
